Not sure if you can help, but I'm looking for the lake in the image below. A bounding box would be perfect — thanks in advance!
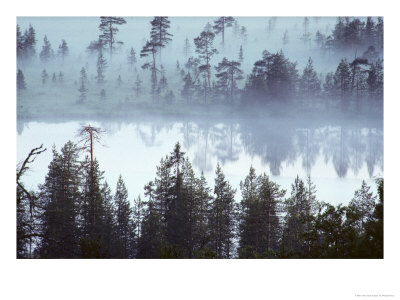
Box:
[17,115,383,206]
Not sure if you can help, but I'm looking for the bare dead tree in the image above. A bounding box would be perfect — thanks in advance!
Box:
[76,124,106,165]
[17,144,46,258]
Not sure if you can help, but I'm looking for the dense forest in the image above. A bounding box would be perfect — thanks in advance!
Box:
[17,137,383,259]
[17,16,383,120]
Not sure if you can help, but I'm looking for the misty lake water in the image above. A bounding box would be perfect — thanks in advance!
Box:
[17,115,383,206]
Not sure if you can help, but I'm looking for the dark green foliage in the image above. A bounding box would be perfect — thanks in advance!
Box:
[16,141,383,259]
[238,167,285,258]
[209,163,236,258]
[334,58,351,97]
[281,176,318,258]
[331,17,383,50]
[244,50,298,102]
[38,142,81,258]
[114,175,135,258]
[367,58,383,98]
[194,30,218,93]
[214,58,244,105]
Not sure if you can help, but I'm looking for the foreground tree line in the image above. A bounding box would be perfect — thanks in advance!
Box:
[17,142,383,259]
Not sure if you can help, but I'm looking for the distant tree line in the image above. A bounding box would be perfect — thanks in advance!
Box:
[17,142,383,259]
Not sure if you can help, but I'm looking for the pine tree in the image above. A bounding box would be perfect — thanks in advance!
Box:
[141,40,159,99]
[52,72,57,83]
[299,57,321,97]
[150,17,173,59]
[17,69,27,91]
[39,35,54,64]
[98,16,127,60]
[41,69,48,85]
[194,30,218,98]
[214,58,244,105]
[78,67,88,103]
[96,51,107,84]
[38,142,81,258]
[209,163,236,258]
[57,39,69,63]
[213,17,235,45]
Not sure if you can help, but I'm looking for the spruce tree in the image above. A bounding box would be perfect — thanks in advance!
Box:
[334,58,351,98]
[238,45,243,63]
[238,167,285,258]
[209,163,236,258]
[17,69,27,91]
[39,35,54,64]
[127,47,137,71]
[181,72,195,104]
[41,69,48,85]
[38,142,81,258]
[96,51,107,84]
[114,175,134,258]
[23,24,37,61]
[133,75,143,97]
[78,67,88,103]
[57,39,69,63]
[299,57,321,98]
[183,37,191,56]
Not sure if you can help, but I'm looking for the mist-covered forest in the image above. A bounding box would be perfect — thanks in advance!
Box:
[16,16,383,259]
[17,16,383,119]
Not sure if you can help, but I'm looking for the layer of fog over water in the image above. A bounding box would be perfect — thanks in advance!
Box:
[17,16,383,205]
[17,116,383,205]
